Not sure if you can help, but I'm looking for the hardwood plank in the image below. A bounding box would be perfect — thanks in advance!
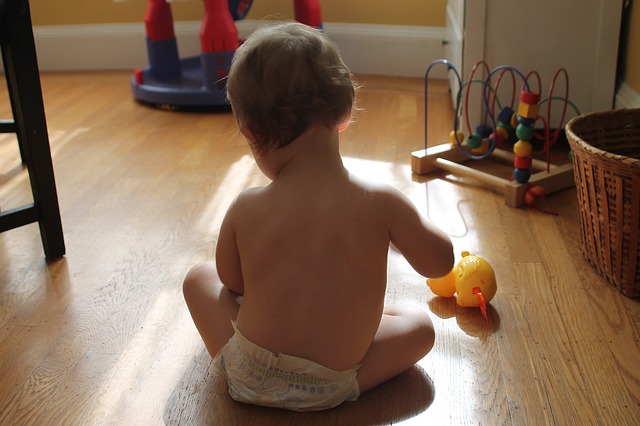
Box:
[512,261,597,424]
[492,294,556,425]
[529,209,640,422]
[585,286,640,410]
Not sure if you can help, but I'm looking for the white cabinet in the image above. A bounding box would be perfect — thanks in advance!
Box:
[444,0,622,127]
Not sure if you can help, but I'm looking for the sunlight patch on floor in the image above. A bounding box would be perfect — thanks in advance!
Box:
[89,287,195,422]
[343,156,472,242]
[196,154,264,234]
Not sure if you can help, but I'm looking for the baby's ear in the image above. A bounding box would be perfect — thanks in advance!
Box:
[240,127,256,143]
[240,127,268,158]
[338,111,352,133]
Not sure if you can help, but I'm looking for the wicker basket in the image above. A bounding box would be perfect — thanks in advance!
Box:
[566,109,640,297]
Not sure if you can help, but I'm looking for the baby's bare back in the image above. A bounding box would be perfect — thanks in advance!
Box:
[231,175,393,371]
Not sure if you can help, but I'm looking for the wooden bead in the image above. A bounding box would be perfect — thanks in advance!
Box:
[510,111,518,127]
[513,167,531,183]
[513,140,533,157]
[517,91,541,119]
[525,185,546,206]
[471,139,490,154]
[476,125,492,139]
[519,90,541,105]
[515,123,534,141]
[496,126,509,143]
[514,155,533,169]
[498,106,515,124]
[449,129,465,145]
[466,133,482,149]
[517,102,539,120]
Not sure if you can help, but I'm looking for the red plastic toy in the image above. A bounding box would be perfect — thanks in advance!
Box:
[131,0,323,108]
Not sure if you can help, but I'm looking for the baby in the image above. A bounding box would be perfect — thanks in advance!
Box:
[183,22,454,411]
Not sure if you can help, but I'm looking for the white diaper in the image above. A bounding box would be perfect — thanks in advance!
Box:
[213,322,360,411]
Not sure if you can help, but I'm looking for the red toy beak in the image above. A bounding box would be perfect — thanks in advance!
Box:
[473,287,488,321]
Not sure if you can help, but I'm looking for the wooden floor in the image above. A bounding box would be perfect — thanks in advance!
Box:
[1,71,639,425]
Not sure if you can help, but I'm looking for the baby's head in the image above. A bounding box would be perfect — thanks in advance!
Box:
[227,22,355,154]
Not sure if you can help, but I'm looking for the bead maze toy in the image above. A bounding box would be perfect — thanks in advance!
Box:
[130,0,323,108]
[412,60,580,207]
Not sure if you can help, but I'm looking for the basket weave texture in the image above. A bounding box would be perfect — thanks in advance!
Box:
[566,109,640,297]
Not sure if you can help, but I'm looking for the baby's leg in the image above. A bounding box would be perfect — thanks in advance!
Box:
[356,305,435,393]
[183,261,240,357]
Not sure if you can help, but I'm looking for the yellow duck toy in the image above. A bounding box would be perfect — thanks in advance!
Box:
[427,251,497,321]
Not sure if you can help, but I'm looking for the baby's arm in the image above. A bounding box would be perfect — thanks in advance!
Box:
[384,188,454,279]
[215,198,244,295]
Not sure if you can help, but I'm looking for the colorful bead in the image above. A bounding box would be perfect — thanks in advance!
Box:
[525,186,546,206]
[516,115,535,125]
[495,126,509,143]
[476,125,492,139]
[497,121,513,136]
[471,139,490,154]
[449,129,465,145]
[510,112,518,128]
[515,123,534,141]
[519,90,541,105]
[513,140,533,157]
[466,133,482,149]
[498,107,515,124]
[517,90,541,119]
[514,156,533,169]
[513,167,531,183]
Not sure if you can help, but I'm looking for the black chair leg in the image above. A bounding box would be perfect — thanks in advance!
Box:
[0,0,65,259]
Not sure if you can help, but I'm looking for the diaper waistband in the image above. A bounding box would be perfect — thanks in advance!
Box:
[230,321,359,383]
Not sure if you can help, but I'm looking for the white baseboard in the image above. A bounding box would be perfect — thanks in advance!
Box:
[615,81,640,109]
[30,20,447,79]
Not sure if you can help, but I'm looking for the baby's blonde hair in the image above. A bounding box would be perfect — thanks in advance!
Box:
[227,22,355,153]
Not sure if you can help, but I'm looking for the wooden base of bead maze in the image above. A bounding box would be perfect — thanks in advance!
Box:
[411,143,575,208]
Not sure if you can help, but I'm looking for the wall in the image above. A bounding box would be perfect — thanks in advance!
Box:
[26,0,639,99]
[29,0,446,27]
[621,0,640,93]
[26,0,448,78]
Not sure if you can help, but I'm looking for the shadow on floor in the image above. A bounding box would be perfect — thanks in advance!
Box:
[164,350,435,425]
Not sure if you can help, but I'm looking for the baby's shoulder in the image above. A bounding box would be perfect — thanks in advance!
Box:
[349,177,420,223]
[350,175,406,202]
[225,186,268,216]
[235,186,266,202]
